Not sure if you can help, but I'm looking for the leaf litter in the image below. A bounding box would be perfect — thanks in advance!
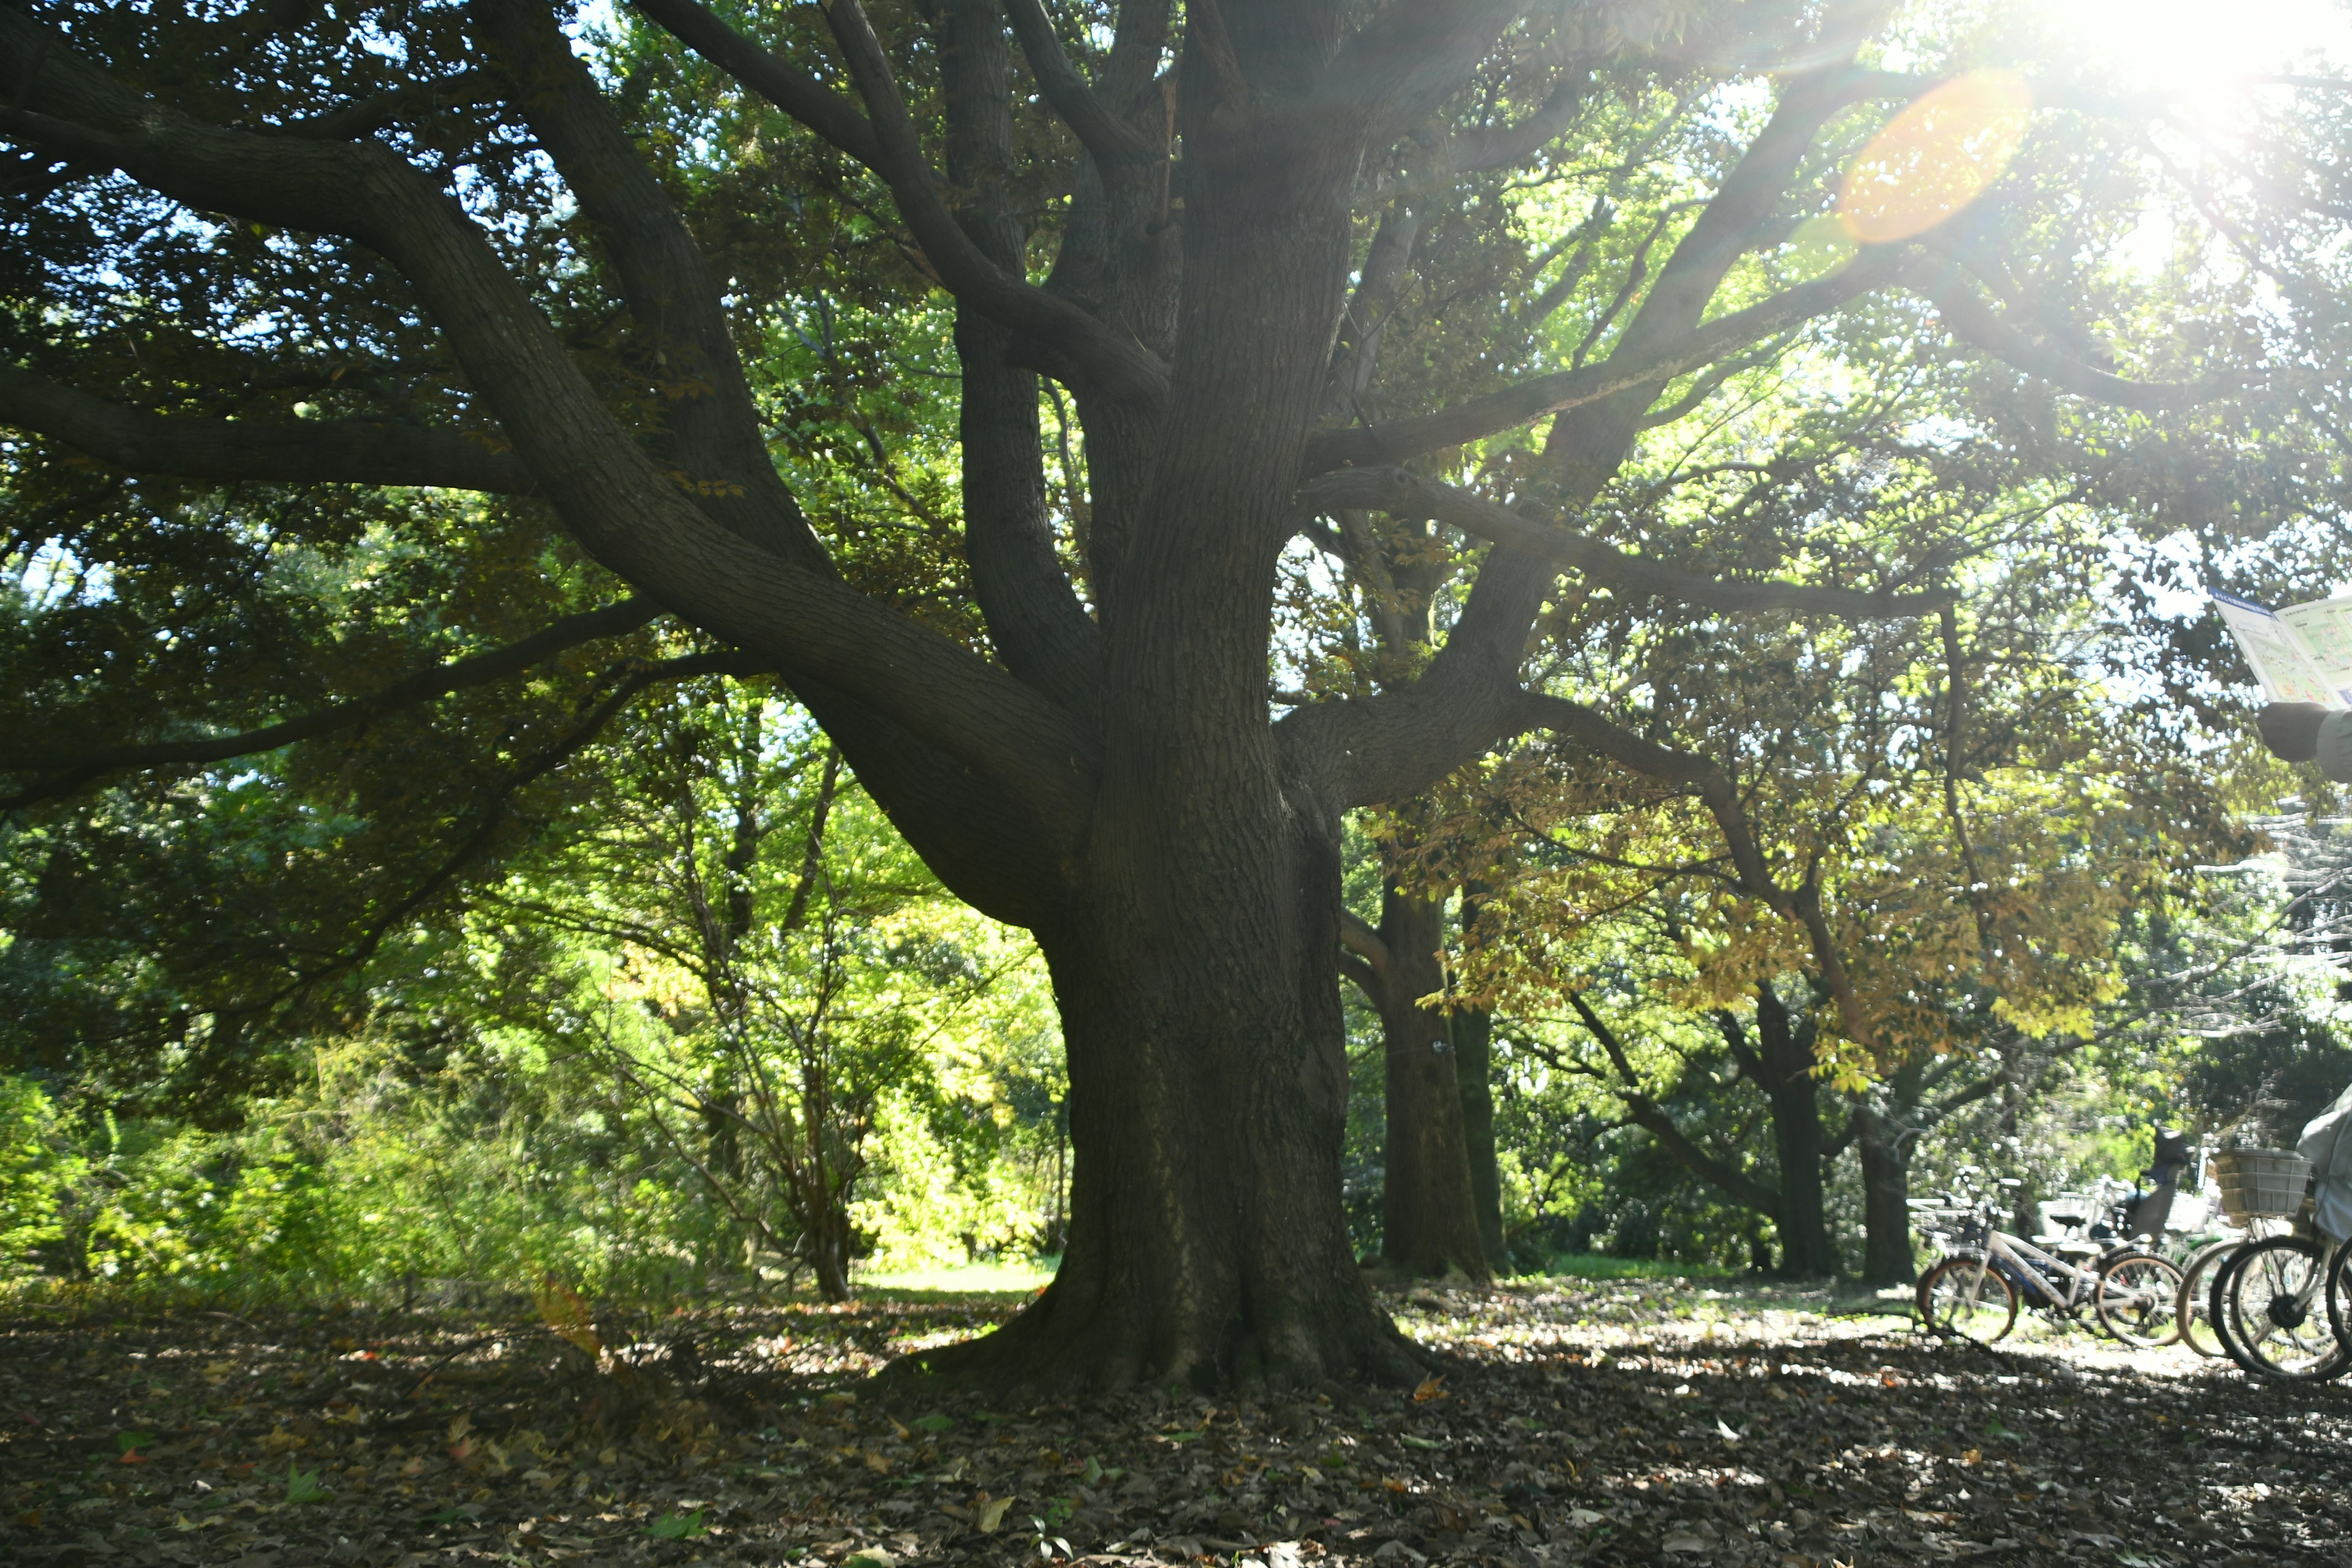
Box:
[0,1275,2342,1566]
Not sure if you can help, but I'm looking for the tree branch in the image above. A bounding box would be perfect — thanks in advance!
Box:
[1902,257,2234,411]
[1,599,663,808]
[628,0,884,168]
[0,362,534,493]
[1298,466,1950,620]
[1000,0,1155,165]
[479,0,823,564]
[1305,243,1907,472]
[1563,990,1781,1213]
[1341,907,1392,975]
[276,68,502,140]
[0,9,1103,858]
[818,0,1169,405]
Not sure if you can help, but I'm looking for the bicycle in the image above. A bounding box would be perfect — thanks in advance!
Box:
[1915,1183,2182,1345]
[2199,1147,2348,1381]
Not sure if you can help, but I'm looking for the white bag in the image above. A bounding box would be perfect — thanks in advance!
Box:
[2297,1081,2352,1243]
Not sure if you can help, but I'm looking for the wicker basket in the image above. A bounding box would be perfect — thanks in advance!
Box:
[2211,1148,2313,1221]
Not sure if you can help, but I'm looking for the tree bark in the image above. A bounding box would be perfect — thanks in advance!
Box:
[1854,1059,1926,1286]
[914,810,1421,1390]
[1752,986,1837,1278]
[1453,1003,1505,1270]
[1372,886,1488,1280]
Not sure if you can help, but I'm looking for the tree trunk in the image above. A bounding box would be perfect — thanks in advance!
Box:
[807,1194,854,1302]
[1753,986,1836,1278]
[1375,887,1488,1279]
[901,120,1424,1390]
[914,812,1420,1390]
[1453,1005,1505,1270]
[1855,1060,1925,1286]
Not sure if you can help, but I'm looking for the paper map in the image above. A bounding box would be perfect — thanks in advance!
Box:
[2214,590,2352,709]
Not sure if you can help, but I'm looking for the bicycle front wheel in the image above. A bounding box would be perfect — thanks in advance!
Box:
[2215,1235,2349,1381]
[2176,1238,2239,1359]
[2321,1234,2352,1362]
[2095,1251,2185,1347]
[1919,1255,2019,1343]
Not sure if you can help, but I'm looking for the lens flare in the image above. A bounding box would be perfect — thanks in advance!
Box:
[1837,71,2034,244]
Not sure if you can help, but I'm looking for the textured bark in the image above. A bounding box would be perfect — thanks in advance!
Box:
[1452,1005,1505,1269]
[1855,1060,1928,1286]
[1371,888,1487,1280]
[1751,987,1836,1279]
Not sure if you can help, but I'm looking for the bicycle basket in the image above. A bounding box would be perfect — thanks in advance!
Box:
[2209,1148,2312,1221]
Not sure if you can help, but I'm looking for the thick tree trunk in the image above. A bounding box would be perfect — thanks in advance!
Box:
[1375,887,1488,1280]
[913,813,1419,1390]
[901,111,1422,1390]
[1855,1061,1925,1285]
[1753,987,1836,1278]
[1453,1005,1505,1270]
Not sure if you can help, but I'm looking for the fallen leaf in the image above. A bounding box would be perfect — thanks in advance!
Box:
[1412,1374,1447,1402]
[974,1494,1013,1533]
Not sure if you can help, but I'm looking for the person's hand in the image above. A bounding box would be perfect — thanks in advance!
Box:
[2258,702,2331,762]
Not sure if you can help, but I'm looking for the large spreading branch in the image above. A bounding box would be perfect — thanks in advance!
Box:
[0,8,1101,854]
[1300,466,1951,620]
[0,598,662,810]
[480,0,821,564]
[0,363,534,493]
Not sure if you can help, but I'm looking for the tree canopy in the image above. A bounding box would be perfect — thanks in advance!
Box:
[9,0,2352,1389]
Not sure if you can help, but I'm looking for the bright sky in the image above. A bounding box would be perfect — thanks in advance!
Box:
[2043,0,2352,96]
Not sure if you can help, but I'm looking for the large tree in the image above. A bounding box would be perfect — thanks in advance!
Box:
[0,0,2313,1387]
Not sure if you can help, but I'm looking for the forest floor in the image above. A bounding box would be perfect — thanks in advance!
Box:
[2,1272,2341,1568]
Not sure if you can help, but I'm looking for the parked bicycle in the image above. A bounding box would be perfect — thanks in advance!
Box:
[2200,1146,2350,1381]
[1914,1175,2182,1345]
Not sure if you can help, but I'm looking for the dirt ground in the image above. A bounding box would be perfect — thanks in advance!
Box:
[2,1275,2342,1567]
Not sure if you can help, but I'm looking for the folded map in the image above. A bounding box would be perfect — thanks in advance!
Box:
[2214,590,2352,709]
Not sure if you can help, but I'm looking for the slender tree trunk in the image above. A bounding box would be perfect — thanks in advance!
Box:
[1375,887,1488,1279]
[807,1192,853,1302]
[1855,1060,1925,1285]
[1453,1005,1504,1269]
[1754,987,1836,1278]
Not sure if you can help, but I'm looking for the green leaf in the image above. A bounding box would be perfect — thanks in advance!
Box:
[115,1431,155,1454]
[913,1414,956,1433]
[647,1510,706,1540]
[1079,1455,1101,1486]
[285,1463,330,1505]
[1399,1434,1445,1450]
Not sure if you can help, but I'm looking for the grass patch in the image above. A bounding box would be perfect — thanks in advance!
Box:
[852,1257,1056,1294]
[1527,1253,1733,1281]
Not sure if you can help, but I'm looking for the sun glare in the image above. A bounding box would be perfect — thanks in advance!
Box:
[2043,0,2352,99]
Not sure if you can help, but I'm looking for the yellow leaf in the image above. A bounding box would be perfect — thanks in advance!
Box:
[974,1493,1012,1534]
[1411,1374,1447,1403]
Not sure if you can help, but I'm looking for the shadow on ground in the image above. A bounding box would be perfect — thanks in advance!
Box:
[1,1275,2337,1566]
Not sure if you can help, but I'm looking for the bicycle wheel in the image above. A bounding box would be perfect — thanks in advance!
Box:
[2175,1238,2239,1359]
[2214,1234,2349,1381]
[2321,1234,2352,1362]
[1919,1255,2019,1343]
[2095,1251,2184,1347]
